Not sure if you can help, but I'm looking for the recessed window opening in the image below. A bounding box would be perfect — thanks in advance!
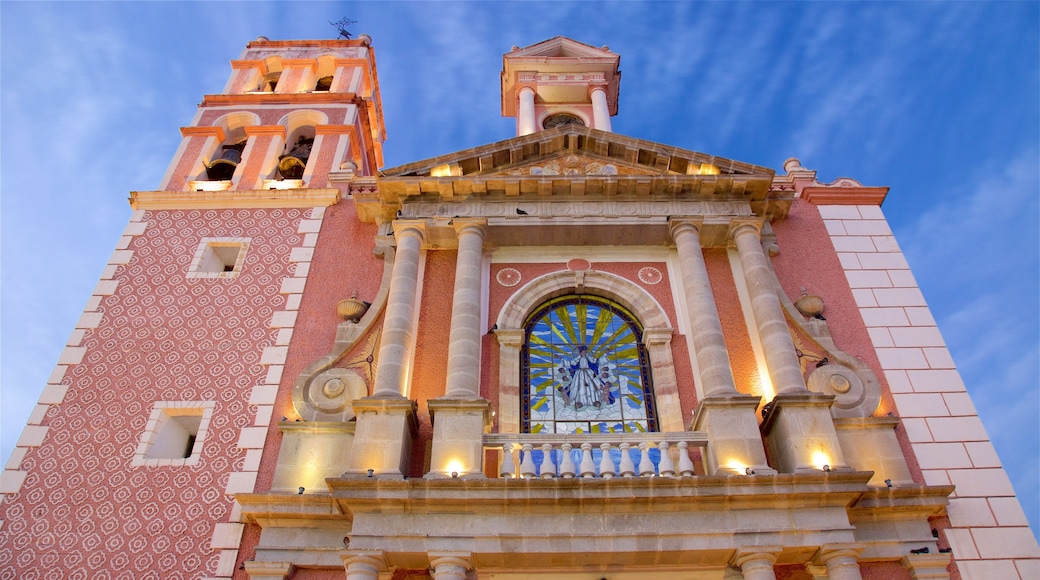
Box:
[314,76,334,91]
[188,238,249,279]
[542,113,585,129]
[205,140,246,181]
[278,135,314,180]
[147,413,202,459]
[200,243,242,273]
[262,71,281,92]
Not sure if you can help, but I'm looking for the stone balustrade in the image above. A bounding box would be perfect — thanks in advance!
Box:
[483,432,709,479]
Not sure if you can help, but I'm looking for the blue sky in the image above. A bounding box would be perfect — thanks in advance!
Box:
[2,2,1037,535]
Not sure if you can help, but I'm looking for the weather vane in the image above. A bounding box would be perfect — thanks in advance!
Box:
[330,17,357,39]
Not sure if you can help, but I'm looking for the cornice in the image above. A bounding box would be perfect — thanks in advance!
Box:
[129,188,342,210]
[200,92,362,107]
[801,185,889,206]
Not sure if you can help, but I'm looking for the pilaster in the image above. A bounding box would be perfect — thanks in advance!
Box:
[426,398,492,479]
[761,392,849,474]
[345,397,418,478]
[692,394,774,476]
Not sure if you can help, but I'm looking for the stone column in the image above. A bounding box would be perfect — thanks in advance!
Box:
[590,86,612,132]
[731,220,847,474]
[429,553,472,580]
[672,219,772,476]
[813,544,865,580]
[444,220,487,397]
[518,86,537,136]
[372,221,425,398]
[428,221,491,478]
[347,221,424,477]
[732,547,781,580]
[342,551,387,580]
[670,219,738,397]
[731,221,805,395]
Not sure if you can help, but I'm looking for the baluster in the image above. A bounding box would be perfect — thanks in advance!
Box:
[559,443,576,478]
[618,443,635,477]
[677,441,695,477]
[657,441,675,477]
[539,443,555,478]
[579,443,596,478]
[638,442,655,477]
[598,443,615,479]
[499,443,516,479]
[519,443,536,479]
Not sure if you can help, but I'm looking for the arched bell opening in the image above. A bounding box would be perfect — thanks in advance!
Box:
[205,139,246,181]
[278,131,314,180]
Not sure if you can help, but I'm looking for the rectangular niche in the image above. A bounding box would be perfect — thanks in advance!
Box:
[132,401,215,467]
[187,237,250,279]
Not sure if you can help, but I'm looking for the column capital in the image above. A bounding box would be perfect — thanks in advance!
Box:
[517,84,537,94]
[587,83,609,97]
[393,219,427,241]
[452,218,487,238]
[341,549,388,577]
[732,545,782,568]
[900,552,952,579]
[668,217,704,241]
[642,327,674,346]
[812,543,866,565]
[428,551,473,569]
[730,218,764,241]
[243,561,295,580]
[493,328,525,347]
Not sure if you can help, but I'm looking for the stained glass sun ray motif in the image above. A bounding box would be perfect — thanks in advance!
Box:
[522,295,657,434]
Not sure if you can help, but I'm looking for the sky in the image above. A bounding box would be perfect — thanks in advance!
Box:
[2,1,1037,536]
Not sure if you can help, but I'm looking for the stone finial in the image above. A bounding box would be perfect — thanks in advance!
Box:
[783,157,803,174]
[795,286,825,320]
[357,34,372,46]
[255,35,269,42]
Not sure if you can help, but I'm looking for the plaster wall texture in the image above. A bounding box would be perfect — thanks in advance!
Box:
[0,208,308,578]
[817,202,1040,579]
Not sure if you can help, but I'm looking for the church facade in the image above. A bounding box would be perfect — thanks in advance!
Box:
[1,36,1037,580]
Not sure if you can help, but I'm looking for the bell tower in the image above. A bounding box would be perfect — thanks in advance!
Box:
[501,36,621,136]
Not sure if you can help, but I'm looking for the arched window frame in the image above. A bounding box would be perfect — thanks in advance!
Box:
[495,269,685,435]
[520,294,659,434]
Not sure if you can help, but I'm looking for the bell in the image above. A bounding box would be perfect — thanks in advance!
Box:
[277,137,313,179]
[205,147,242,181]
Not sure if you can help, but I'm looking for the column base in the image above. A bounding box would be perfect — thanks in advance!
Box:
[343,396,418,478]
[426,398,491,479]
[691,393,776,476]
[761,392,848,474]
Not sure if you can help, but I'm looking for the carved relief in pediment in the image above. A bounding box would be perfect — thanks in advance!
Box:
[502,154,657,177]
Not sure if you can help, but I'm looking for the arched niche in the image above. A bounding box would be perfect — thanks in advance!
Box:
[495,269,684,433]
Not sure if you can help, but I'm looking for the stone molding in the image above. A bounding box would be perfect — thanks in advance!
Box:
[130,188,342,210]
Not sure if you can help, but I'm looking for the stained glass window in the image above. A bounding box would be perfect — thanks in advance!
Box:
[522,295,658,434]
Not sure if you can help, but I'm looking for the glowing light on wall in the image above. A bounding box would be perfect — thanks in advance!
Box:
[812,450,832,471]
[430,163,461,177]
[445,459,465,477]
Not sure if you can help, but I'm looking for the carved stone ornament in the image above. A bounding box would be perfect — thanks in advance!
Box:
[806,364,879,418]
[496,268,522,287]
[302,368,368,419]
[638,266,663,285]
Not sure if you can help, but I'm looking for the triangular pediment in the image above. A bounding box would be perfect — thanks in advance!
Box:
[381,126,775,179]
[506,36,617,60]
